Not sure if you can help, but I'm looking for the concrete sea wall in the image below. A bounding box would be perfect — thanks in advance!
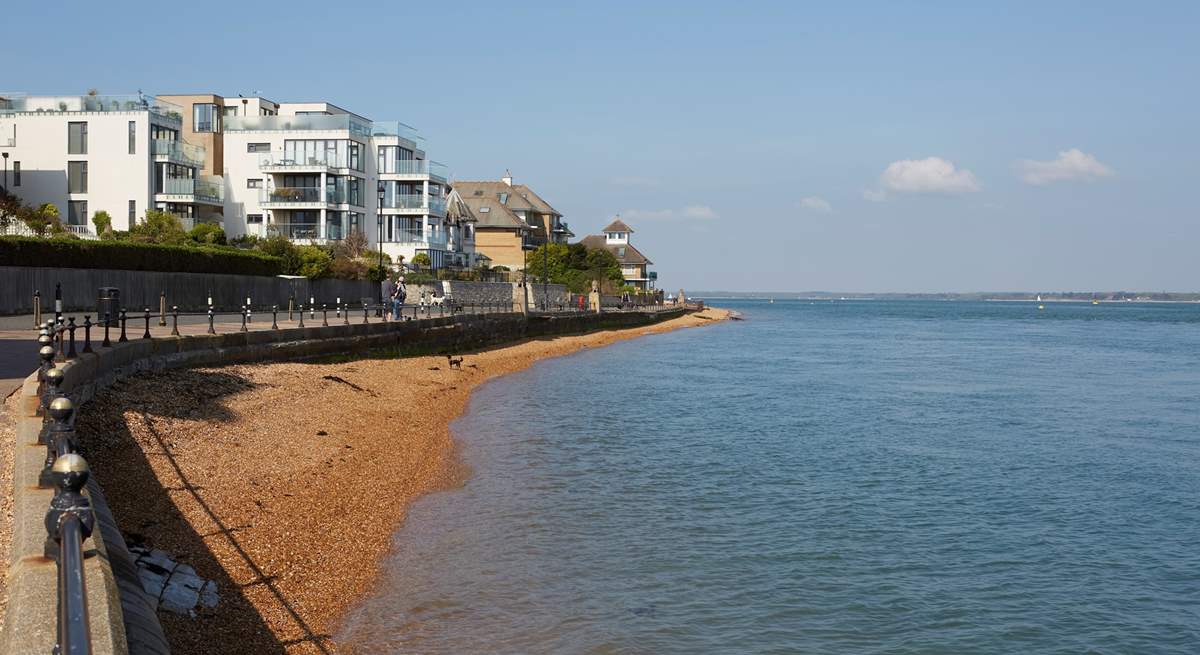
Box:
[2,307,685,655]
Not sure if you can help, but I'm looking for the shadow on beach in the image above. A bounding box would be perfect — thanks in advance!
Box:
[75,369,334,655]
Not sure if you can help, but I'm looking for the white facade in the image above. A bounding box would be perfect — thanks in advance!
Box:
[0,93,222,235]
[220,98,475,269]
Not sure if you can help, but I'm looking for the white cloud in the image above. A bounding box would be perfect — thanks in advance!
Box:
[878,156,981,195]
[611,175,661,188]
[799,196,832,213]
[1019,148,1114,185]
[622,205,718,221]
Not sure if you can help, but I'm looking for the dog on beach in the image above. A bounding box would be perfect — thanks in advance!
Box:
[447,355,463,369]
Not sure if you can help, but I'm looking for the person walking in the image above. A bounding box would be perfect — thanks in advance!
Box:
[391,276,406,320]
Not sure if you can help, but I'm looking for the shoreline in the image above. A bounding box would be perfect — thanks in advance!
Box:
[72,307,729,654]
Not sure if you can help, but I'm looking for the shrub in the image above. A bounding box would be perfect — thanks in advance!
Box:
[411,252,431,268]
[92,210,113,235]
[128,210,187,245]
[0,236,283,275]
[188,222,227,245]
[331,256,369,280]
[294,245,332,279]
[22,203,61,236]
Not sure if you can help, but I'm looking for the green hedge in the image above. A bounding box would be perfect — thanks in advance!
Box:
[0,237,283,276]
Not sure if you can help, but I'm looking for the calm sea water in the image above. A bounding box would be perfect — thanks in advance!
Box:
[337,300,1200,654]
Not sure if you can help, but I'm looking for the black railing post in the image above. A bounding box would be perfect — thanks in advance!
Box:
[39,396,75,488]
[343,303,349,325]
[298,305,305,328]
[272,305,279,330]
[171,307,180,336]
[67,318,77,358]
[322,304,329,327]
[240,306,248,332]
[363,303,369,324]
[37,337,54,383]
[44,452,95,655]
[101,313,111,348]
[82,316,93,354]
[40,367,64,423]
[118,310,128,343]
[207,306,216,335]
[142,308,151,339]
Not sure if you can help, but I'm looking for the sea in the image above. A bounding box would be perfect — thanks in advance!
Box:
[336,300,1200,654]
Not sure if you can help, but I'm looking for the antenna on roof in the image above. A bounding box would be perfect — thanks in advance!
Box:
[502,169,513,186]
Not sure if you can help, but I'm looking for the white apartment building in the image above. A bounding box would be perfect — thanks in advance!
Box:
[0,92,223,236]
[217,97,474,269]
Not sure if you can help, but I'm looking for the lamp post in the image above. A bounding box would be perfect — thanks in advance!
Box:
[376,182,385,316]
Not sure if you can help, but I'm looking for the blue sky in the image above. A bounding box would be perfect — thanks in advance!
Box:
[7,1,1198,292]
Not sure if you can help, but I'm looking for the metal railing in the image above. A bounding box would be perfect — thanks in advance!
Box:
[225,114,372,138]
[260,187,326,204]
[0,93,183,122]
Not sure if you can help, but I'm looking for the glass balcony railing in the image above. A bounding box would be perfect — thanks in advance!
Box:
[226,114,372,137]
[160,177,196,195]
[266,223,323,240]
[378,159,448,180]
[429,197,447,214]
[159,176,223,203]
[153,139,206,167]
[385,232,448,247]
[0,93,183,121]
[261,187,325,204]
[380,193,427,210]
[371,121,422,143]
[257,152,349,169]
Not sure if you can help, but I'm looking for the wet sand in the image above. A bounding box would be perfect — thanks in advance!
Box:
[72,308,728,654]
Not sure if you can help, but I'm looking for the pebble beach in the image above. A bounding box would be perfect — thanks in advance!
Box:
[71,308,727,654]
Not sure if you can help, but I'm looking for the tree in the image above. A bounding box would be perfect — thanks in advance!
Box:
[128,209,186,244]
[0,188,22,229]
[22,203,61,236]
[526,242,624,293]
[411,252,431,268]
[294,245,332,278]
[334,229,369,260]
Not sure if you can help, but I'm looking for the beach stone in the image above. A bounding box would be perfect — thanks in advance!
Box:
[160,576,201,614]
[200,580,219,608]
[138,568,166,607]
[174,563,197,578]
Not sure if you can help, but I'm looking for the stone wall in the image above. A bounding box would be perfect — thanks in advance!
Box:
[2,307,686,655]
[0,266,377,315]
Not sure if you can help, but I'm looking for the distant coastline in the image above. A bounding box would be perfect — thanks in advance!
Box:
[694,291,1200,303]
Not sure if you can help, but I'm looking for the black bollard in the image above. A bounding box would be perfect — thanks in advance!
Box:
[67,318,77,358]
[171,307,180,336]
[272,305,279,330]
[102,313,112,348]
[118,310,128,342]
[143,308,151,339]
[38,396,75,488]
[159,290,167,326]
[298,304,306,328]
[240,306,248,332]
[82,316,92,354]
[363,303,369,324]
[322,304,329,327]
[343,304,350,325]
[207,306,216,334]
[42,453,95,564]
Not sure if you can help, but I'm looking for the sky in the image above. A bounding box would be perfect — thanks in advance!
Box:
[5,1,1198,292]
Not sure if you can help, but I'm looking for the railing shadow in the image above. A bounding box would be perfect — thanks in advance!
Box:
[74,369,334,654]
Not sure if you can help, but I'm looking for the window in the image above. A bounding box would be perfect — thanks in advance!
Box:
[68,161,88,193]
[348,177,362,206]
[247,143,270,153]
[617,247,626,257]
[223,106,239,118]
[12,161,19,186]
[68,122,88,154]
[128,200,135,222]
[259,108,276,116]
[247,214,263,224]
[152,125,178,141]
[68,201,87,226]
[348,142,361,171]
[247,179,262,188]
[128,121,136,154]
[192,103,220,132]
[478,206,490,213]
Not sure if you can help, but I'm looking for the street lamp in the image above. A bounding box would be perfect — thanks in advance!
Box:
[376,182,386,316]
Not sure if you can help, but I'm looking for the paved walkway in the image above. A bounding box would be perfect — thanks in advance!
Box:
[0,305,490,399]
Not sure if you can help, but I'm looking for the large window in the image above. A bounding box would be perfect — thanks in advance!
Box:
[348,142,362,171]
[247,143,271,153]
[377,145,415,173]
[283,139,345,167]
[128,121,136,154]
[68,122,87,154]
[192,103,220,133]
[68,161,88,193]
[348,177,362,206]
[68,201,88,226]
[152,125,178,141]
[223,106,239,118]
[12,161,19,187]
[128,200,135,222]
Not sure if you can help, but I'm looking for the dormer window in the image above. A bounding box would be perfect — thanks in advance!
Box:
[499,192,508,204]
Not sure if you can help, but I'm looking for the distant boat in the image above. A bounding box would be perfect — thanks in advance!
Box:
[1092,300,1100,305]
[1038,304,1045,310]
[769,298,774,304]
[1036,295,1043,302]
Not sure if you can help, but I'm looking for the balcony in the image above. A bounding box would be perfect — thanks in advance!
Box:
[381,231,449,248]
[259,187,343,208]
[377,159,448,182]
[153,139,206,168]
[265,222,335,242]
[371,121,423,147]
[257,152,348,172]
[155,176,223,205]
[0,93,184,123]
[225,114,372,138]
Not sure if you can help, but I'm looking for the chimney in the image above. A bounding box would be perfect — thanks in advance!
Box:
[502,169,512,186]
